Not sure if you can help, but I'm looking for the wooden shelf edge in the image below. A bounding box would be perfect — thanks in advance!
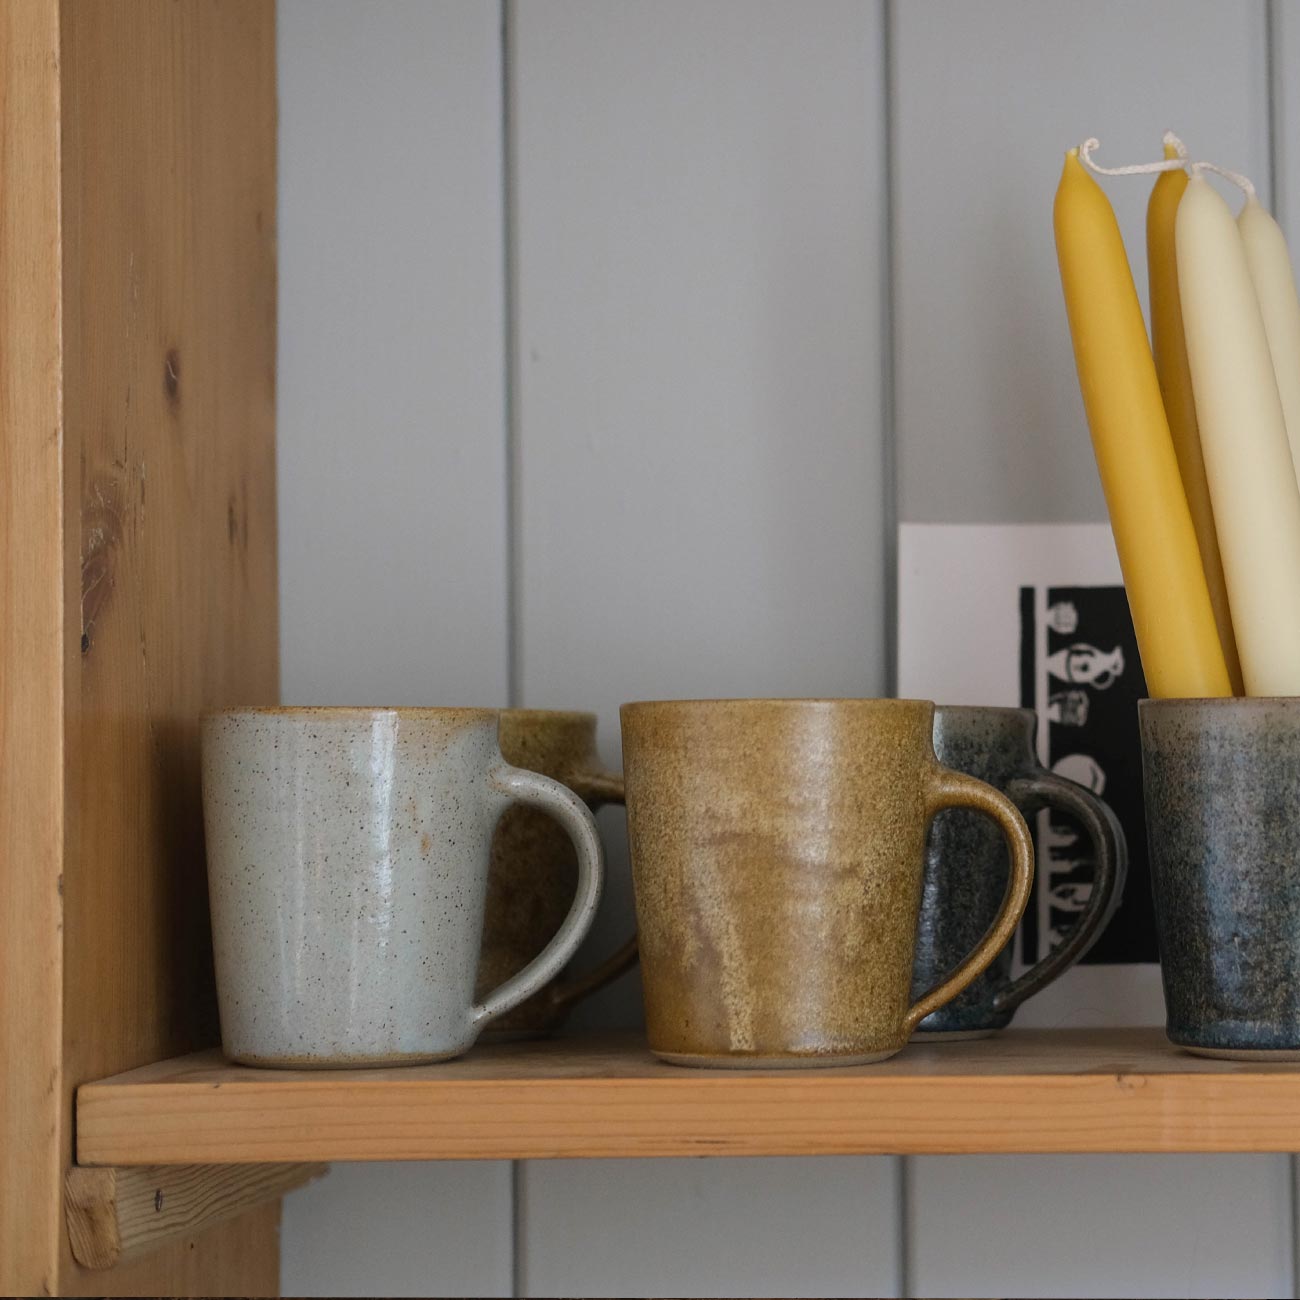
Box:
[74,1028,1300,1164]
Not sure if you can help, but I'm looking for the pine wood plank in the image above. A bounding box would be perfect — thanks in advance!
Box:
[73,1029,1300,1164]
[65,1163,325,1271]
[0,3,67,1292]
[55,2,280,1292]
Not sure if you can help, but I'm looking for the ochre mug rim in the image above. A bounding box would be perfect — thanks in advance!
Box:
[620,696,933,714]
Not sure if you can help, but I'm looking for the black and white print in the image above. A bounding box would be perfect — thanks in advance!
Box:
[1019,584,1153,965]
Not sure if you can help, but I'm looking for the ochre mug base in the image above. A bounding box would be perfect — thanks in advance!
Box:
[652,1047,900,1069]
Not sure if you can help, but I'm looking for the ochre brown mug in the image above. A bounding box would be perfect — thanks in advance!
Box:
[620,698,1034,1067]
[476,709,636,1037]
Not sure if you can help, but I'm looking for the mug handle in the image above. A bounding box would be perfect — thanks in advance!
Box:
[546,771,639,1015]
[990,771,1127,1015]
[903,766,1035,1035]
[472,763,605,1028]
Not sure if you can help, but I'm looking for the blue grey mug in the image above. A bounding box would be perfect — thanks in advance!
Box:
[1141,697,1300,1059]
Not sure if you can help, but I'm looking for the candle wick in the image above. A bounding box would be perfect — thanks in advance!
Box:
[1077,137,1187,178]
[1162,130,1190,162]
[1190,160,1258,201]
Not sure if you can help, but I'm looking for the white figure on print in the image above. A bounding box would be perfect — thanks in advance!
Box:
[1048,688,1090,726]
[1042,821,1080,857]
[1047,834,1082,861]
[1046,643,1125,690]
[1050,880,1094,912]
[1052,752,1106,795]
[1045,600,1079,635]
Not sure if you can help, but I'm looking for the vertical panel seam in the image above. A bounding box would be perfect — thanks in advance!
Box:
[512,1160,527,1298]
[503,0,523,714]
[882,5,908,1293]
[896,1154,913,1299]
[501,2,526,1295]
[1288,1151,1300,1300]
[1268,0,1284,223]
[1265,8,1298,1292]
[881,0,900,703]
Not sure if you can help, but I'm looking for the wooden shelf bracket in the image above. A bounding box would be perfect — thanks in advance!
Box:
[64,1163,326,1271]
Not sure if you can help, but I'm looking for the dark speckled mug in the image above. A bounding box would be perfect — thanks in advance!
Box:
[1141,697,1300,1059]
[911,706,1126,1037]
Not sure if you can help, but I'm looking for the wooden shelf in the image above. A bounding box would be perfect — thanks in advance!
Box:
[75,1028,1300,1165]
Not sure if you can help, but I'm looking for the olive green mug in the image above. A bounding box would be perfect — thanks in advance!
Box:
[620,698,1034,1067]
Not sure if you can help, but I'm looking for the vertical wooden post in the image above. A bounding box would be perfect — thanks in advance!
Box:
[0,3,68,1292]
[1,2,281,1293]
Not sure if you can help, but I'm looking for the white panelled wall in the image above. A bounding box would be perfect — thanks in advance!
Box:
[275,3,1296,1296]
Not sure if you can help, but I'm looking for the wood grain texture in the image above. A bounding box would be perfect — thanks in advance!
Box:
[0,2,66,1292]
[55,1,281,1292]
[66,1163,325,1271]
[74,1029,1300,1164]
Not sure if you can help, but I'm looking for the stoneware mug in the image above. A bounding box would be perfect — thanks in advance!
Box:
[911,705,1126,1038]
[620,698,1034,1068]
[479,709,635,1038]
[201,706,604,1067]
[1141,697,1300,1059]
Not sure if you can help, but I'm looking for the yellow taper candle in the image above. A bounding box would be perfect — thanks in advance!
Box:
[1147,145,1243,694]
[1239,192,1300,492]
[1054,150,1230,698]
[1177,171,1300,696]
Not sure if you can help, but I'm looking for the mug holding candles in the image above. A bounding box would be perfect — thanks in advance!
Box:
[1058,131,1300,1054]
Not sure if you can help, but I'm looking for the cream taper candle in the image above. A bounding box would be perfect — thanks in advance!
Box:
[1148,146,1243,694]
[1177,172,1300,696]
[1239,194,1300,492]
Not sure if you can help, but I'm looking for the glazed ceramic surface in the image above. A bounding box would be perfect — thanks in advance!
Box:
[202,707,604,1067]
[478,709,634,1038]
[1141,697,1300,1059]
[912,706,1126,1036]
[620,698,1034,1068]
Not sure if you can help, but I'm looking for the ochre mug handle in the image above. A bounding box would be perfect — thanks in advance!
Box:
[903,766,1035,1035]
[547,771,638,1013]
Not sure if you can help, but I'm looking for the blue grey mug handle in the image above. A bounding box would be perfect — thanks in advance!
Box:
[993,772,1127,1015]
[472,764,605,1028]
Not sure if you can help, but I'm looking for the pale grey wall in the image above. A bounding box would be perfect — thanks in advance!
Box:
[276,3,1297,1296]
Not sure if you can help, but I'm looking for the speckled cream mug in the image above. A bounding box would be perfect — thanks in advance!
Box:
[201,707,604,1067]
[620,698,1035,1067]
